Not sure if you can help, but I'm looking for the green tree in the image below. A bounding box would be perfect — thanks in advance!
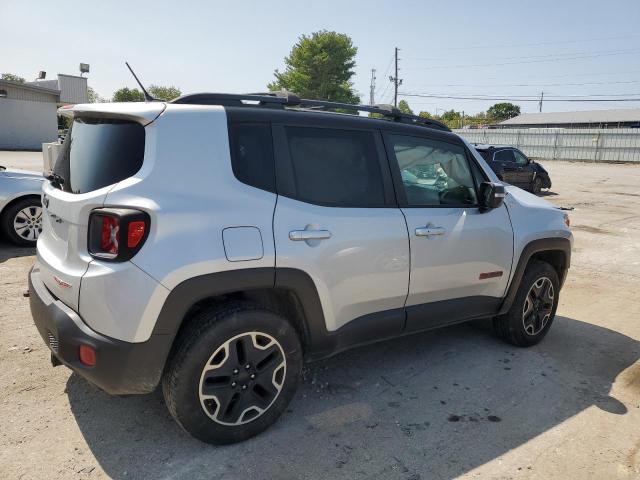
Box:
[112,87,145,102]
[87,86,105,103]
[1,73,25,83]
[148,85,181,101]
[397,100,413,115]
[487,102,521,122]
[268,30,360,104]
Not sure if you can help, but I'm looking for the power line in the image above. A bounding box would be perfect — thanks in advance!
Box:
[399,92,640,102]
[406,79,640,89]
[410,33,640,51]
[403,49,640,70]
[405,47,640,62]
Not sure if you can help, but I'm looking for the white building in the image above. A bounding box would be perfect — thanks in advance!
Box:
[0,74,88,150]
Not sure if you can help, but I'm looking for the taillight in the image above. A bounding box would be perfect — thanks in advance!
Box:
[88,208,149,261]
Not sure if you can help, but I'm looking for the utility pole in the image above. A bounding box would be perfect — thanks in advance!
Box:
[539,91,544,113]
[461,110,465,128]
[389,47,403,107]
[369,68,376,106]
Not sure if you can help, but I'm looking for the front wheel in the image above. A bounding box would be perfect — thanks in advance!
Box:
[493,261,559,347]
[162,302,302,444]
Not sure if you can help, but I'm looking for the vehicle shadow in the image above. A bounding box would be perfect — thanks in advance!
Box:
[66,316,639,480]
[0,240,35,263]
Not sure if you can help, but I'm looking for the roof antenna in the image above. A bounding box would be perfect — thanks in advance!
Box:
[125,61,157,102]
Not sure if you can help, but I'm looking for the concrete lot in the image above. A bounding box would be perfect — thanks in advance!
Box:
[1,156,639,479]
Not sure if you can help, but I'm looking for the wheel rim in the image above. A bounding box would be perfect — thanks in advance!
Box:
[199,331,286,426]
[13,205,43,242]
[522,277,554,336]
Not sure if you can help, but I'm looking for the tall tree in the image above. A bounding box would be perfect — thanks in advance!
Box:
[87,86,105,103]
[487,102,521,122]
[148,85,181,101]
[397,100,413,115]
[1,73,25,83]
[112,87,145,102]
[268,30,360,104]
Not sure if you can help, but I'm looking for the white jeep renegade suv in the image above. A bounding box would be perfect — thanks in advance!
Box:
[29,93,572,444]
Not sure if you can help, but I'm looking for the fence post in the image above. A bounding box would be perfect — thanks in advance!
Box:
[593,132,601,162]
[515,130,521,148]
[553,131,559,160]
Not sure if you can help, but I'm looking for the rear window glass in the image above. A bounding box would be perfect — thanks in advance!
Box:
[54,118,145,194]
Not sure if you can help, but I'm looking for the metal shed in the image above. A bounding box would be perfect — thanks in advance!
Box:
[499,109,640,129]
[0,80,60,150]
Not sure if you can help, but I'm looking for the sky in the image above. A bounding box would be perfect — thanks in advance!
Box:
[3,0,640,115]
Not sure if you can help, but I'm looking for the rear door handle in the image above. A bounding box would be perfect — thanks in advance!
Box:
[415,226,446,237]
[289,230,332,241]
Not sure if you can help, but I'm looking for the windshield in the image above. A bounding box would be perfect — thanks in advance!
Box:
[53,118,145,194]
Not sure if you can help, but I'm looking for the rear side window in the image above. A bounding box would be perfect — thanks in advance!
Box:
[283,127,385,207]
[54,118,144,194]
[228,123,275,193]
[494,149,516,163]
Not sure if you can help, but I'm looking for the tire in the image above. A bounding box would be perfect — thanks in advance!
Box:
[162,301,302,444]
[1,197,42,247]
[493,261,559,347]
[531,177,542,195]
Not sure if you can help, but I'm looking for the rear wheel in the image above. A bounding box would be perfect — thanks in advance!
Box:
[1,197,42,246]
[493,261,559,347]
[162,302,302,444]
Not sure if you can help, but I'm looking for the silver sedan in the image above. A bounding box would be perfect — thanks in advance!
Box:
[0,166,44,246]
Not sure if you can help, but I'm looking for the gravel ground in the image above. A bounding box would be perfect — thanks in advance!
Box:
[1,158,639,479]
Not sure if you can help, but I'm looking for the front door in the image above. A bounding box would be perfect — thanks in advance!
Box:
[384,132,514,332]
[272,125,410,334]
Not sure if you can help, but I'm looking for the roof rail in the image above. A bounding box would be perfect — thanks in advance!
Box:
[171,91,450,132]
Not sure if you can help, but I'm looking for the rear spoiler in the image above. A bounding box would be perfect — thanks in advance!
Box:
[57,102,166,126]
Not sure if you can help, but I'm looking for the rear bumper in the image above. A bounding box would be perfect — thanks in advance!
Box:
[28,267,172,395]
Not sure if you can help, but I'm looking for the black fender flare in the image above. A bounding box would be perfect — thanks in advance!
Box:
[498,237,571,315]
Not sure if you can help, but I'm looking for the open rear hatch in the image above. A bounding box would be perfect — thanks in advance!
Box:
[37,102,164,310]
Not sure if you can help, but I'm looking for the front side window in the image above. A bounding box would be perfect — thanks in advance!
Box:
[284,127,385,207]
[513,150,529,166]
[390,135,478,207]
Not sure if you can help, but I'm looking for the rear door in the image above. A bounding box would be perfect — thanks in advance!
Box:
[272,124,409,334]
[38,116,148,309]
[383,132,513,332]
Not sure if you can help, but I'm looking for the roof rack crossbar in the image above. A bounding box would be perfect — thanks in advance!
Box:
[171,92,450,131]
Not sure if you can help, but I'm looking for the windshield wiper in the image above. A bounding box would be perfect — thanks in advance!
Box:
[46,173,65,189]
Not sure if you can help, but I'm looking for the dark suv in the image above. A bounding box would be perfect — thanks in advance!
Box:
[474,144,551,194]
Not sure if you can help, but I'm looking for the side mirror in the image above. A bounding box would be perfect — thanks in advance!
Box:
[479,182,506,212]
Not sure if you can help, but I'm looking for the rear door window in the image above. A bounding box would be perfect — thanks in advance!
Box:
[282,127,386,207]
[494,149,516,164]
[54,118,145,194]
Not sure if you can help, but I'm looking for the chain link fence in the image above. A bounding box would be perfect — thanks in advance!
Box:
[454,128,640,162]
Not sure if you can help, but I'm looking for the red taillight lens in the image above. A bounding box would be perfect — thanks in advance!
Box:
[79,344,96,366]
[100,216,120,254]
[89,208,149,261]
[127,221,146,248]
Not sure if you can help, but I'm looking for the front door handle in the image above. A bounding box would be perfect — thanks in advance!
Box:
[415,226,446,237]
[289,229,332,241]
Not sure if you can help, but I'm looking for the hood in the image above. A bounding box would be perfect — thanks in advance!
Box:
[504,184,558,211]
[0,168,45,181]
